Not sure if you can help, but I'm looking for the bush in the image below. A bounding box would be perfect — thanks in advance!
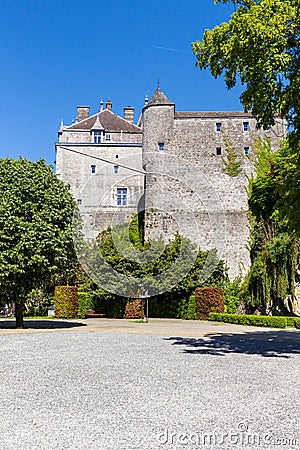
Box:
[182,295,197,320]
[208,312,295,328]
[196,287,224,320]
[223,277,242,314]
[77,292,94,319]
[125,299,144,319]
[54,286,78,319]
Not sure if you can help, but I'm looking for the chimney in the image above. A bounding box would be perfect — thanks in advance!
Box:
[100,99,104,112]
[77,106,90,122]
[106,99,112,111]
[124,106,135,123]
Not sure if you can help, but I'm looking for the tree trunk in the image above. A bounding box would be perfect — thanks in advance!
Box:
[15,302,24,328]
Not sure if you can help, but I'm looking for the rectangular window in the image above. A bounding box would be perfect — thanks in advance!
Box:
[243,122,249,131]
[114,165,119,174]
[216,123,222,132]
[216,147,222,155]
[106,133,111,141]
[77,199,82,205]
[158,142,164,151]
[117,188,127,206]
[91,164,96,174]
[93,131,101,143]
[244,147,250,155]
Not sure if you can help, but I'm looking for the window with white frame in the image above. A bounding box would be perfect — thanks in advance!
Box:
[77,199,82,205]
[158,142,164,151]
[244,147,250,155]
[116,188,127,206]
[216,122,222,132]
[106,133,111,141]
[91,164,96,174]
[93,131,102,143]
[114,165,119,174]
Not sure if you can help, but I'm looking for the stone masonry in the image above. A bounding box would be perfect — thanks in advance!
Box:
[55,89,286,278]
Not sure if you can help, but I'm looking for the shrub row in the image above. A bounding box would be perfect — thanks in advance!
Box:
[209,312,300,329]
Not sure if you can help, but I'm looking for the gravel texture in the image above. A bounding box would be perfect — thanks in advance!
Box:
[0,330,299,450]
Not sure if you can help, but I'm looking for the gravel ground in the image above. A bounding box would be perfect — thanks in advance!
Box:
[0,330,299,450]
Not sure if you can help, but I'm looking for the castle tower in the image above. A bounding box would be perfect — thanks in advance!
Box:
[141,87,179,241]
[142,86,175,155]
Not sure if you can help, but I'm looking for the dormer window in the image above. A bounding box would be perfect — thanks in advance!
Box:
[93,131,102,143]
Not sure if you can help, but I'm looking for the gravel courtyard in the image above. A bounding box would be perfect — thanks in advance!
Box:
[0,324,299,450]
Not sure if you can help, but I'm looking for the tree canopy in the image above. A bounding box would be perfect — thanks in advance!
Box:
[0,158,77,327]
[77,215,227,300]
[192,0,300,141]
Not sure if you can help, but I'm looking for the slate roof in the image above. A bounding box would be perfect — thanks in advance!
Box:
[175,111,254,119]
[144,87,175,110]
[65,109,142,133]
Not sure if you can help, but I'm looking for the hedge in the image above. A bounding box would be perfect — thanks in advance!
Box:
[125,298,144,319]
[54,286,78,319]
[77,292,94,319]
[196,287,224,320]
[209,312,300,329]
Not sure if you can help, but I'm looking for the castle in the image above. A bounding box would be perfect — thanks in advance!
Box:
[55,87,285,278]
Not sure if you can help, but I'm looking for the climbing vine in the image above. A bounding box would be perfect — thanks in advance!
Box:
[222,133,243,177]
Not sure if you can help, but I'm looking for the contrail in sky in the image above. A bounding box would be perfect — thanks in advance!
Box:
[153,45,191,54]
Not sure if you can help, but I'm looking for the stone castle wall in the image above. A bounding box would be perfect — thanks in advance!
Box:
[142,104,285,278]
[56,143,143,240]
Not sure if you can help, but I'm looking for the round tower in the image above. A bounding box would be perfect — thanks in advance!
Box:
[142,87,177,241]
[142,86,175,159]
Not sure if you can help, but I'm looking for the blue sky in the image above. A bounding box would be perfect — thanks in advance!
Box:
[0,0,241,166]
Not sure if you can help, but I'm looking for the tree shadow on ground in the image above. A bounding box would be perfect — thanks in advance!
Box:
[165,330,300,358]
[0,319,87,330]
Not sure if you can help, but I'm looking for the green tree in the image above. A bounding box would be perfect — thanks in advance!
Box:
[192,0,300,313]
[0,158,77,327]
[192,0,299,140]
[241,139,300,314]
[91,223,227,302]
